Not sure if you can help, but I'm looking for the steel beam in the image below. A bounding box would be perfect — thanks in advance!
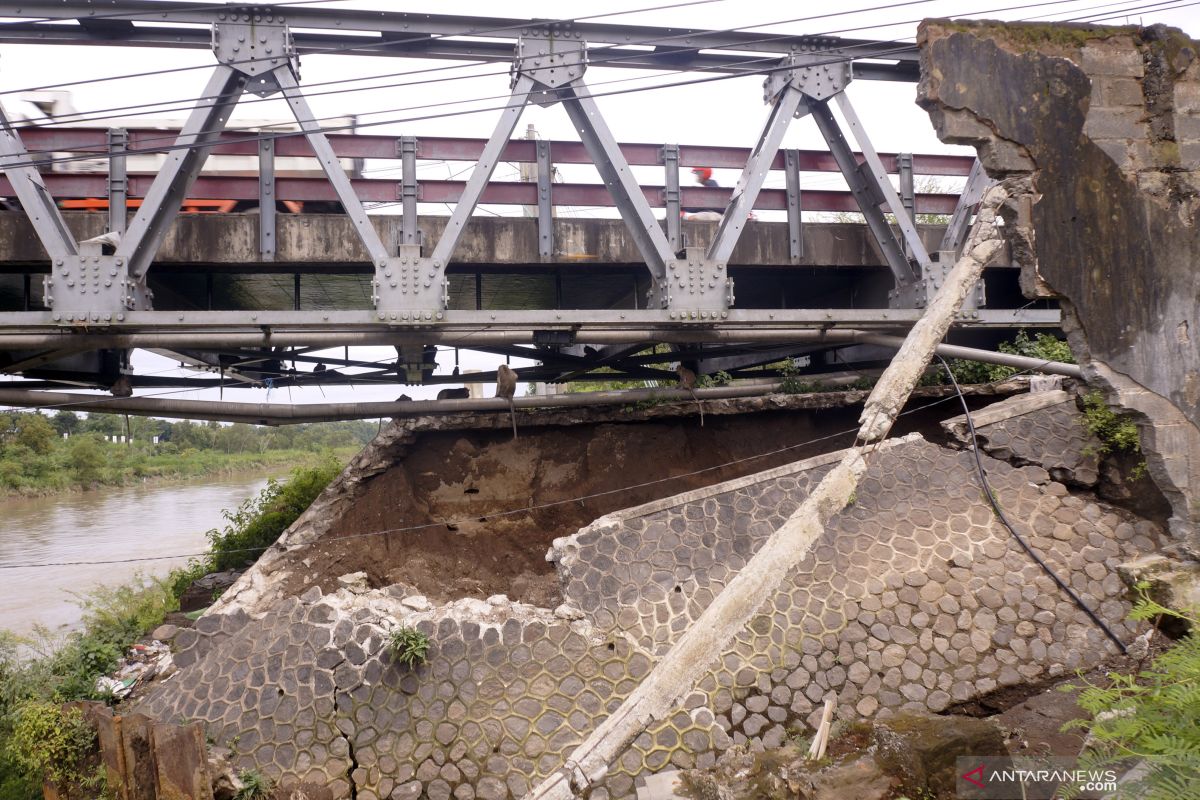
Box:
[833,92,932,271]
[106,128,128,236]
[0,100,77,261]
[707,85,806,265]
[398,135,420,247]
[259,136,276,261]
[784,149,803,264]
[808,99,916,288]
[275,67,389,265]
[661,144,682,253]
[0,3,918,63]
[115,64,246,295]
[12,127,976,176]
[941,158,995,254]
[536,138,554,261]
[559,82,678,307]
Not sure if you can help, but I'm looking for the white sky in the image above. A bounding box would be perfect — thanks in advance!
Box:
[1,0,1196,415]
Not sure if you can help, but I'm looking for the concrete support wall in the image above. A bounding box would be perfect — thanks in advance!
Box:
[0,213,946,268]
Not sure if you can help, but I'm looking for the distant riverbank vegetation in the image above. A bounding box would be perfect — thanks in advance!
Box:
[0,411,379,497]
[0,458,343,798]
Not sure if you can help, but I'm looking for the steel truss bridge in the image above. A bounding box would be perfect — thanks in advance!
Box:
[0,2,1060,420]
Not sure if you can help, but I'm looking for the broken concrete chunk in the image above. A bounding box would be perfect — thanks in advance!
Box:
[151,623,179,642]
[1117,553,1200,617]
[336,572,370,593]
[400,594,432,611]
[553,603,584,621]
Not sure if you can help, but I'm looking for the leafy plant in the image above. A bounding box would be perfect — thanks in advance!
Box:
[386,626,431,669]
[235,768,274,800]
[695,370,733,388]
[9,701,99,794]
[1059,591,1200,799]
[207,458,342,571]
[778,360,814,394]
[1081,392,1142,456]
[943,330,1075,384]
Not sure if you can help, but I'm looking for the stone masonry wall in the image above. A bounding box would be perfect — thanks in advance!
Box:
[918,20,1200,551]
[137,397,1162,800]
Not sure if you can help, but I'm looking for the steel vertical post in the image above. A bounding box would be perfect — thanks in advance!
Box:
[399,135,420,247]
[259,136,276,261]
[784,148,803,264]
[662,143,681,252]
[107,128,128,237]
[536,138,553,261]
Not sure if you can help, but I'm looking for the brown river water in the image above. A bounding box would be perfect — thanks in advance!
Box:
[0,475,272,637]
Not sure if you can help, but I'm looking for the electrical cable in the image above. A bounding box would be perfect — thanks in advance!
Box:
[0,0,739,97]
[4,6,924,138]
[935,354,1129,654]
[0,0,1135,129]
[0,0,1166,174]
[0,386,974,569]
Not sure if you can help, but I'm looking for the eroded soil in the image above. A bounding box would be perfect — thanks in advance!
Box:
[273,397,981,607]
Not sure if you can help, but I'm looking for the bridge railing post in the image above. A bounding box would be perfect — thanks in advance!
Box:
[398,135,421,248]
[784,148,803,264]
[898,151,914,259]
[259,136,276,262]
[107,128,127,237]
[536,138,553,261]
[661,143,681,254]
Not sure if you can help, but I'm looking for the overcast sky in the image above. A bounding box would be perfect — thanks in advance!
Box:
[1,0,1195,415]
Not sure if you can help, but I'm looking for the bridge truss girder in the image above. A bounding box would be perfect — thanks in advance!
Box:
[0,4,1050,411]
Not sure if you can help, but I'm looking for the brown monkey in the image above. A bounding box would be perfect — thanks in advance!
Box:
[676,365,704,426]
[496,364,518,439]
[437,387,470,400]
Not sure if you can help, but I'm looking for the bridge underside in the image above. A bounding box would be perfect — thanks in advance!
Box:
[0,213,1057,397]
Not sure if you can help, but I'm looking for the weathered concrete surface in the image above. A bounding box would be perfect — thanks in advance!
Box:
[145,419,1162,800]
[918,20,1200,551]
[942,389,1102,486]
[0,212,947,269]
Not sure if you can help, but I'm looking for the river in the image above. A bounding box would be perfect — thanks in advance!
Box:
[0,475,273,638]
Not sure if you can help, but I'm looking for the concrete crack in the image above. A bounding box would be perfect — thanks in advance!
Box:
[343,730,359,800]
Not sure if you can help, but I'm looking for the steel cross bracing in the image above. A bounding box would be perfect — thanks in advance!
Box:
[0,3,1057,407]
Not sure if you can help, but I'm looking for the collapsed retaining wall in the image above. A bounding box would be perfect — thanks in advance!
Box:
[137,392,1161,800]
[918,19,1200,551]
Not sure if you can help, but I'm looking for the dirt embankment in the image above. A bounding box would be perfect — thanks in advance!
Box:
[272,395,986,607]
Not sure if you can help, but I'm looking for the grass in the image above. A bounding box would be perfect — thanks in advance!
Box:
[386,626,431,669]
[235,769,273,800]
[0,458,345,799]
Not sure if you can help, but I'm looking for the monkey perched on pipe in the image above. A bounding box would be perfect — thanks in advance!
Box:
[676,364,704,426]
[495,364,519,439]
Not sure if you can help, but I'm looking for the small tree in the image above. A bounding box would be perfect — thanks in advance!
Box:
[68,434,106,486]
[51,410,80,437]
[14,413,57,455]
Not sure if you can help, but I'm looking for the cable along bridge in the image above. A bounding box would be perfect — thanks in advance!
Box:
[0,3,1061,420]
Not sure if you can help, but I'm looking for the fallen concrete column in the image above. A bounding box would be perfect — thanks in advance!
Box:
[523,186,1011,800]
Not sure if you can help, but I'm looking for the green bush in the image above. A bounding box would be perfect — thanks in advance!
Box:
[9,701,98,795]
[208,457,343,571]
[386,626,431,669]
[1081,392,1142,456]
[1061,594,1200,799]
[946,330,1075,384]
